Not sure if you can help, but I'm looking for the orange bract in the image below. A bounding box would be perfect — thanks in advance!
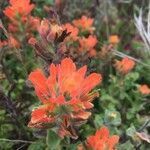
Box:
[79,35,97,56]
[3,0,39,46]
[85,127,119,150]
[109,35,120,45]
[28,58,102,138]
[9,36,20,48]
[3,0,34,22]
[63,23,79,41]
[139,84,150,95]
[114,57,135,74]
[73,16,94,33]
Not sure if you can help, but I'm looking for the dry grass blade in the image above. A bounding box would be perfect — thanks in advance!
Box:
[134,5,150,55]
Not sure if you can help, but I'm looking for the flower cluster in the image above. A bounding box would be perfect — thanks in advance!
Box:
[78,126,119,150]
[28,15,98,64]
[63,23,79,41]
[63,16,98,58]
[139,84,150,95]
[3,0,34,21]
[3,0,40,48]
[73,16,95,33]
[28,58,102,139]
[114,57,135,74]
[28,16,70,62]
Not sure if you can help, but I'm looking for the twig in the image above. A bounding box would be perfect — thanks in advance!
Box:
[138,119,150,132]
[17,143,27,150]
[134,7,150,54]
[112,49,150,67]
[0,138,34,144]
[0,20,9,38]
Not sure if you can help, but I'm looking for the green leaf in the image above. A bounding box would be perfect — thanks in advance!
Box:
[126,125,136,137]
[94,114,104,129]
[125,72,139,82]
[47,0,54,5]
[118,140,135,150]
[46,130,61,150]
[28,140,45,150]
[67,143,80,150]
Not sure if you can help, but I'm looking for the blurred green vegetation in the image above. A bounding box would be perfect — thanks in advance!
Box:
[0,0,150,149]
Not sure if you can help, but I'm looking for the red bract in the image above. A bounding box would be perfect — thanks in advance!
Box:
[3,0,34,22]
[79,35,98,56]
[109,35,120,45]
[139,84,150,95]
[3,0,40,49]
[114,57,135,74]
[63,23,79,41]
[9,36,20,48]
[79,127,119,150]
[28,58,102,138]
[73,16,95,33]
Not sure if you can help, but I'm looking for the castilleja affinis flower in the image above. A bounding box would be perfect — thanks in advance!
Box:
[28,58,102,139]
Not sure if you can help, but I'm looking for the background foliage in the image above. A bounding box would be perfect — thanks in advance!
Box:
[0,0,150,149]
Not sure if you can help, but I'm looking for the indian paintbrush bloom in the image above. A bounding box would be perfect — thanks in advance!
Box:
[114,57,135,74]
[73,16,95,33]
[79,35,98,57]
[28,18,70,62]
[3,0,40,48]
[3,0,34,22]
[109,35,120,45]
[139,84,150,95]
[28,58,102,139]
[53,17,99,64]
[79,126,119,150]
[63,23,79,41]
[8,36,20,48]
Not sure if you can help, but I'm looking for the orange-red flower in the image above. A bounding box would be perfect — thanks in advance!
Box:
[79,126,119,150]
[28,58,102,138]
[3,0,39,47]
[109,35,120,45]
[139,84,150,95]
[63,23,79,41]
[78,35,97,56]
[8,36,20,48]
[3,0,34,22]
[73,16,95,33]
[114,57,135,74]
[79,35,97,49]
